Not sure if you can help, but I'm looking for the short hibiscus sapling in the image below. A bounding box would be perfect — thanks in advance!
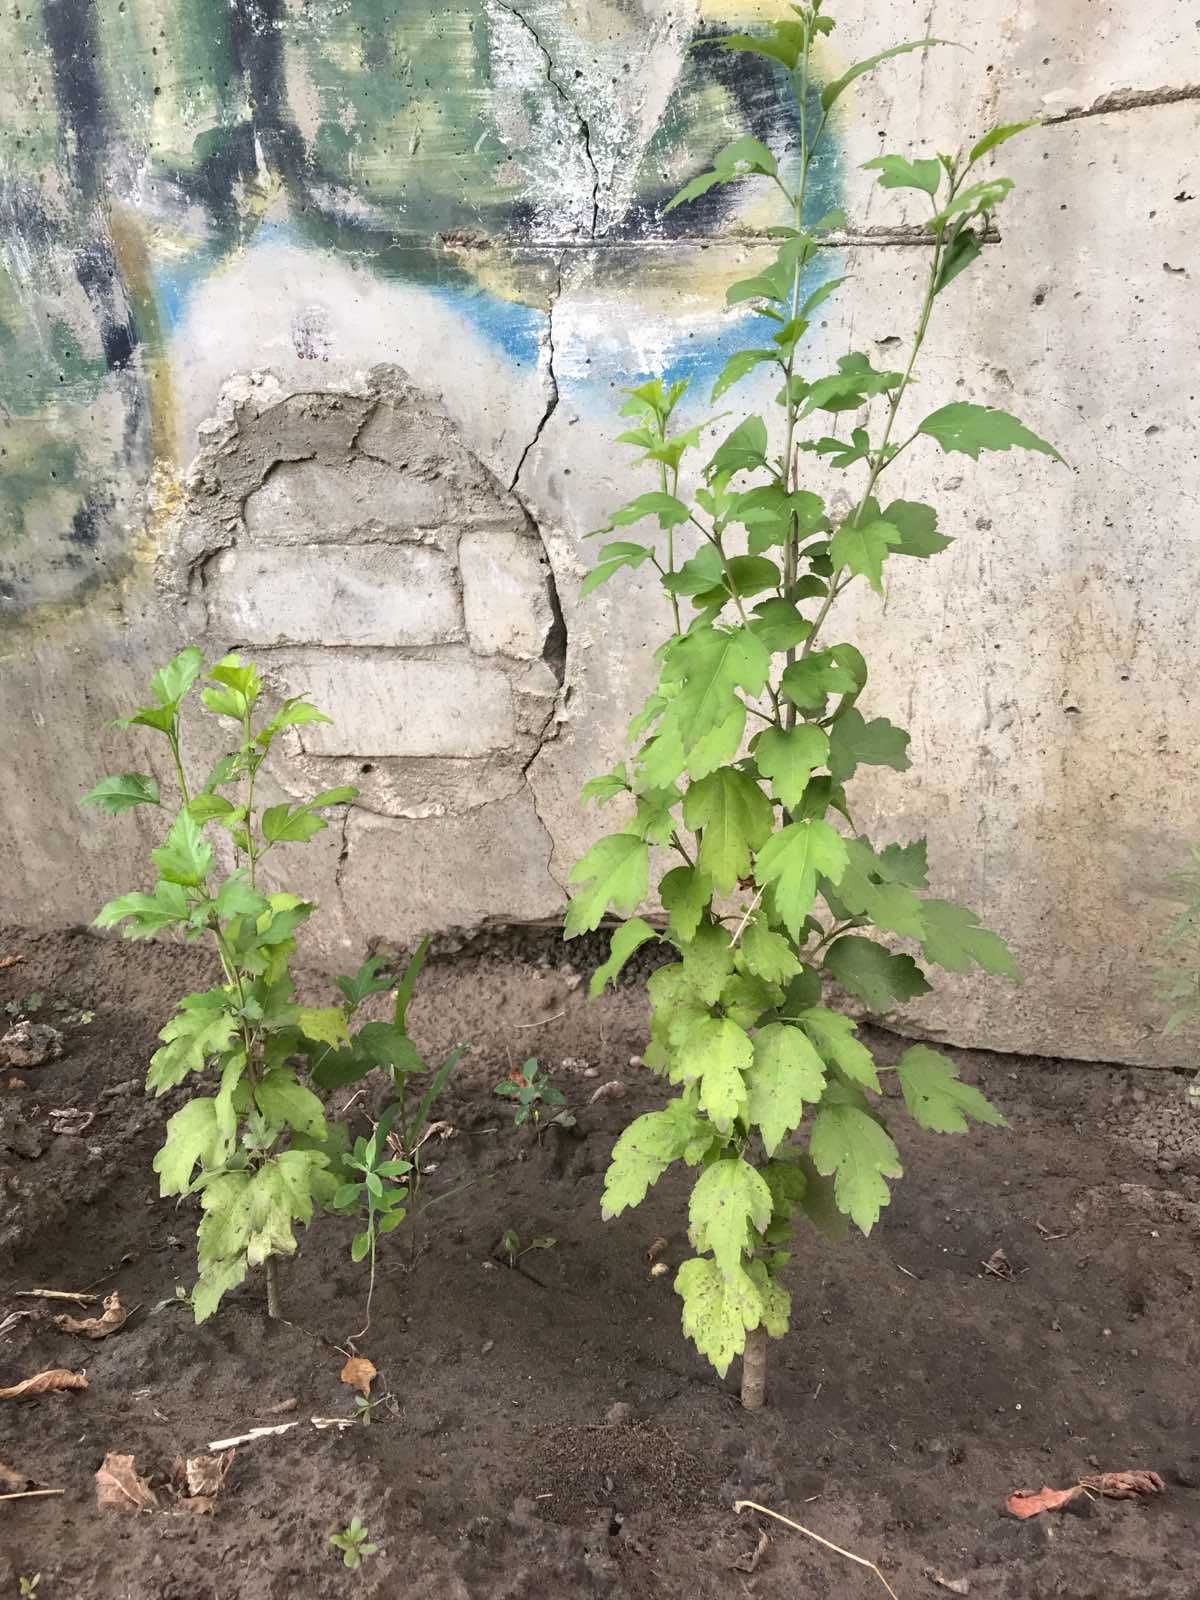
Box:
[85,650,457,1322]
[567,5,1062,1406]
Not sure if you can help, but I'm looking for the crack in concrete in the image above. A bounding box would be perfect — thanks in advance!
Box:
[491,0,600,237]
[509,249,564,497]
[1046,83,1200,124]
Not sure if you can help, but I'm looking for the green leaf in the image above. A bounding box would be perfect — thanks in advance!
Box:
[833,839,926,940]
[581,764,629,806]
[738,916,801,985]
[710,349,779,403]
[803,354,904,416]
[683,766,774,895]
[351,1232,371,1263]
[679,921,735,1006]
[254,1069,328,1137]
[779,651,859,713]
[826,709,910,784]
[581,541,655,599]
[214,875,270,921]
[605,491,692,530]
[154,1097,231,1196]
[392,935,430,1032]
[747,1024,827,1154]
[81,773,161,815]
[876,839,929,888]
[151,810,213,887]
[95,880,190,939]
[675,1257,762,1377]
[934,227,983,296]
[187,793,239,825]
[821,39,950,113]
[308,786,358,810]
[122,704,176,735]
[682,1016,752,1133]
[706,416,769,484]
[150,647,204,709]
[660,865,712,944]
[749,599,813,652]
[261,804,326,845]
[824,936,931,1010]
[829,517,902,592]
[717,24,805,70]
[801,274,848,318]
[882,499,953,558]
[147,995,239,1094]
[754,820,849,942]
[688,1157,773,1275]
[590,917,659,997]
[664,625,770,751]
[565,832,649,937]
[795,1007,879,1091]
[602,1095,715,1217]
[809,1096,903,1234]
[745,1258,791,1336]
[753,725,830,809]
[918,402,1064,463]
[297,1006,350,1048]
[863,153,941,195]
[930,177,1014,227]
[335,954,396,1010]
[918,898,1019,978]
[969,119,1039,164]
[257,698,332,747]
[897,1044,1006,1132]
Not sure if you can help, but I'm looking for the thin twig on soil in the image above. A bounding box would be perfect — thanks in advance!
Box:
[0,1488,65,1502]
[514,1010,566,1029]
[734,1500,901,1600]
[14,1290,99,1305]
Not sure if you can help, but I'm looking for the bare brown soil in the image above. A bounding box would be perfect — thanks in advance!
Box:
[1,923,1198,1599]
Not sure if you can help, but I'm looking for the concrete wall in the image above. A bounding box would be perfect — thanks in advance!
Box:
[0,0,1197,1067]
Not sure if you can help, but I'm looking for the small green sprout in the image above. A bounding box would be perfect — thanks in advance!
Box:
[329,1517,378,1569]
[493,1058,565,1126]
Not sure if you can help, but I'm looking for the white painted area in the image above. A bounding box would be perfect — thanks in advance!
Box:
[460,527,553,658]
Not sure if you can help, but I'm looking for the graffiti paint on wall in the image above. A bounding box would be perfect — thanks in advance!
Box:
[0,0,842,614]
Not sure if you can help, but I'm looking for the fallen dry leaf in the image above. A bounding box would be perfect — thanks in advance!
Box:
[645,1235,668,1264]
[1006,1484,1084,1519]
[588,1079,626,1105]
[0,1368,88,1400]
[982,1248,1014,1281]
[732,1527,769,1575]
[49,1107,95,1136]
[95,1453,157,1512]
[55,1293,128,1340]
[0,953,24,969]
[185,1450,233,1500]
[1082,1470,1165,1500]
[924,1567,970,1595]
[340,1355,377,1397]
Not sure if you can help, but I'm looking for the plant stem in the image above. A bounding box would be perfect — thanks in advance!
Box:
[265,1256,281,1320]
[660,459,682,636]
[741,1324,768,1409]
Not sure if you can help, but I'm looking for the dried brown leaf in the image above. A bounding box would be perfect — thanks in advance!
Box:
[185,1451,233,1500]
[1006,1484,1083,1519]
[0,953,25,969]
[0,1368,88,1400]
[340,1356,377,1397]
[95,1453,157,1512]
[644,1235,669,1263]
[55,1293,128,1340]
[1081,1470,1165,1500]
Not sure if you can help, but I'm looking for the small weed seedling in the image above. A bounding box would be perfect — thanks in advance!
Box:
[86,649,459,1324]
[494,1058,565,1126]
[568,3,1057,1406]
[498,1229,557,1269]
[19,1577,40,1599]
[329,1518,378,1569]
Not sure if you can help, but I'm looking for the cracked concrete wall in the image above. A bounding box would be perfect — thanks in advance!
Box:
[0,0,1198,1067]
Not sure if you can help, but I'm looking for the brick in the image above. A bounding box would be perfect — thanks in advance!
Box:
[206,544,460,647]
[459,528,553,659]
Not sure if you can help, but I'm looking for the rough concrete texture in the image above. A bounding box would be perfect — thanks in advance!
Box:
[0,0,1197,1066]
